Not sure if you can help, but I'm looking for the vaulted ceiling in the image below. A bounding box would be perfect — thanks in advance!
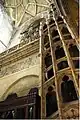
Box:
[4,0,50,27]
[4,0,78,27]
[0,0,78,53]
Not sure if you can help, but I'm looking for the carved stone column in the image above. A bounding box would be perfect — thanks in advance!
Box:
[39,21,46,118]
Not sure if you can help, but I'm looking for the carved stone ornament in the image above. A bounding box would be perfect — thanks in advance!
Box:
[0,54,39,78]
[63,108,79,119]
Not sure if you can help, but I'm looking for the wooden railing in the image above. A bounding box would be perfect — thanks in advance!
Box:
[0,88,41,119]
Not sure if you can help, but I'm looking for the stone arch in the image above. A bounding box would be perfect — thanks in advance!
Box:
[21,14,44,34]
[56,73,73,101]
[1,75,39,101]
[61,75,78,103]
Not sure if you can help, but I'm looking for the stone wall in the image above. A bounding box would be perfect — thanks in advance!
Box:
[0,52,40,101]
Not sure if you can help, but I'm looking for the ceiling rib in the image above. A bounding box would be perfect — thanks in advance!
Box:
[4,0,50,27]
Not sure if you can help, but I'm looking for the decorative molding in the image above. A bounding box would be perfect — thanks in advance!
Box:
[0,40,39,67]
[62,100,79,119]
[0,52,39,78]
[63,108,79,119]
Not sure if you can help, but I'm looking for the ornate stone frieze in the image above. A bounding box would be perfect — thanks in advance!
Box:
[0,40,39,66]
[63,108,79,119]
[0,53,39,78]
[62,101,79,119]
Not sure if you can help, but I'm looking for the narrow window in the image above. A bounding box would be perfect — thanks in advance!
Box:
[46,86,58,117]
[47,67,54,79]
[52,30,59,38]
[58,61,69,70]
[55,46,65,59]
[69,44,79,57]
[45,53,52,68]
[61,26,69,34]
[73,60,79,69]
[61,75,78,103]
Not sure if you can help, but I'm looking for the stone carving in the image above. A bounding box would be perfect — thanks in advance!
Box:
[63,108,79,119]
[20,22,39,43]
[0,54,39,78]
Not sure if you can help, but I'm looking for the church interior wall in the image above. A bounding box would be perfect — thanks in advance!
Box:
[0,52,40,101]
